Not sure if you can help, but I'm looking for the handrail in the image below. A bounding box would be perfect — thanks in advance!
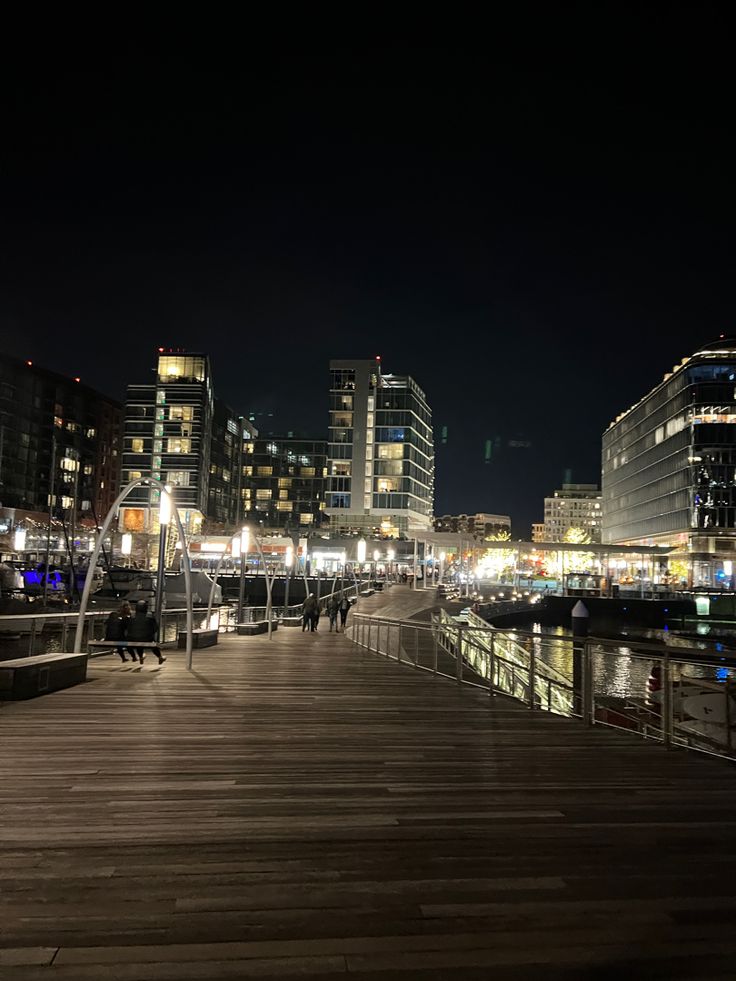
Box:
[347,611,736,764]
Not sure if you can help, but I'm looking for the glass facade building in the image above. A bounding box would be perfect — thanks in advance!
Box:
[602,339,736,560]
[242,436,327,531]
[326,358,434,537]
[120,350,213,536]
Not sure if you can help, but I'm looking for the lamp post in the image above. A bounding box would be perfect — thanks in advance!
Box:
[387,547,395,582]
[121,533,132,568]
[155,485,171,641]
[237,526,250,623]
[439,550,446,586]
[373,548,380,584]
[357,538,366,591]
[284,544,294,614]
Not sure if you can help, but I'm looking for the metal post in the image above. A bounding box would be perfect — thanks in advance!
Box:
[528,645,536,710]
[155,514,167,642]
[397,622,402,663]
[42,436,57,607]
[582,642,594,725]
[238,552,246,623]
[61,617,68,651]
[412,538,418,590]
[726,679,733,756]
[433,627,438,675]
[662,655,673,748]
[28,618,37,656]
[488,632,495,696]
[456,624,464,683]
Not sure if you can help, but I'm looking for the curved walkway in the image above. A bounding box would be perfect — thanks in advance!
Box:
[1,588,736,978]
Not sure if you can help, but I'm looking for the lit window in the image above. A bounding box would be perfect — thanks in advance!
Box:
[83,465,93,475]
[257,466,273,477]
[278,477,292,488]
[299,513,314,524]
[279,489,289,500]
[377,444,403,460]
[131,438,145,453]
[243,465,253,476]
[301,467,316,477]
[167,471,190,487]
[129,470,142,480]
[166,438,191,453]
[54,416,63,428]
[277,501,293,511]
[86,427,96,438]
[158,356,205,382]
[169,405,194,421]
[60,457,79,472]
[256,489,272,500]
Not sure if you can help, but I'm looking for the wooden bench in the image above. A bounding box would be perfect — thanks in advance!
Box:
[88,640,162,659]
[177,628,218,649]
[359,588,375,597]
[0,653,88,700]
[280,616,304,628]
[236,621,279,636]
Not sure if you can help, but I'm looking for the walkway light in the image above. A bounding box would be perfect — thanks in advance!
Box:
[121,533,132,556]
[285,545,294,568]
[231,534,241,559]
[14,527,26,551]
[357,538,366,563]
[387,548,395,561]
[240,526,250,556]
[373,549,380,562]
[159,485,172,525]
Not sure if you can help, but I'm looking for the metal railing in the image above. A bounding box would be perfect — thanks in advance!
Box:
[237,583,359,624]
[0,605,236,658]
[348,610,736,763]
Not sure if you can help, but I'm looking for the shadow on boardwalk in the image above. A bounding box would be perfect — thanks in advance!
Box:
[1,587,736,978]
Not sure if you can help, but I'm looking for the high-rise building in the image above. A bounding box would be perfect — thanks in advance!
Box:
[207,399,244,529]
[326,358,434,537]
[242,435,327,531]
[541,483,602,543]
[434,512,511,540]
[0,354,122,524]
[531,522,546,543]
[119,349,213,538]
[602,338,736,573]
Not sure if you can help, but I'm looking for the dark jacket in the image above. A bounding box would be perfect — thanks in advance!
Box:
[302,596,318,616]
[339,597,351,612]
[105,612,129,642]
[127,611,157,642]
[327,597,340,616]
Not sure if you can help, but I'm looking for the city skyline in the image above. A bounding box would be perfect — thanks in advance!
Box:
[3,56,734,533]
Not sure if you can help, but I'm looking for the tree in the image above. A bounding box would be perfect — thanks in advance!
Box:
[563,526,592,545]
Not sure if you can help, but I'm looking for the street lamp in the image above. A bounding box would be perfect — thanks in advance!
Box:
[238,526,250,622]
[155,485,172,637]
[14,527,26,552]
[121,532,132,568]
[284,544,294,613]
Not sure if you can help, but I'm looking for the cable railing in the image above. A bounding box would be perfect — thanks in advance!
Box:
[348,610,736,763]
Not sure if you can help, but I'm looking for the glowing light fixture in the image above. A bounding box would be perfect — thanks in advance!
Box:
[121,533,132,556]
[285,545,294,568]
[357,539,367,563]
[231,534,241,559]
[159,485,172,524]
[240,526,250,556]
[14,528,26,551]
[387,548,395,561]
[373,549,380,562]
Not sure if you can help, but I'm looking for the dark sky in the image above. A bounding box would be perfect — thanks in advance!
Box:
[2,28,734,535]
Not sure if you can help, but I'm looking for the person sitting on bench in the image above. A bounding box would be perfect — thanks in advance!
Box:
[104,601,134,662]
[127,600,166,665]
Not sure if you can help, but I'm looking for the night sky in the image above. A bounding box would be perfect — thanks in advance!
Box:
[3,33,734,535]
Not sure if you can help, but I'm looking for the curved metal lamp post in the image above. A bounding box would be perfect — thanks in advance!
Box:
[205,533,241,627]
[73,478,195,669]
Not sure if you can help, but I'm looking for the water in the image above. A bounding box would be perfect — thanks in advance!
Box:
[506,622,736,700]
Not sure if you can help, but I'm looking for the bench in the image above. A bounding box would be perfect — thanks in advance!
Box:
[359,588,375,597]
[236,621,279,636]
[87,640,162,659]
[0,653,88,700]
[281,616,304,628]
[177,628,218,649]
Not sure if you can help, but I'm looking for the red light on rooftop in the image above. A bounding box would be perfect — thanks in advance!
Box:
[158,347,165,352]
[376,355,381,361]
[74,377,81,383]
[26,360,32,366]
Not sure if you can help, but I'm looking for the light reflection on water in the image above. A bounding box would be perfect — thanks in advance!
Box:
[509,623,736,700]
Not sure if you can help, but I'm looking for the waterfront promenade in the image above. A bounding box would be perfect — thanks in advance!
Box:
[2,589,736,978]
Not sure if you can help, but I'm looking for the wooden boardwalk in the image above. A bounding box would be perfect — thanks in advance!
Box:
[2,587,736,978]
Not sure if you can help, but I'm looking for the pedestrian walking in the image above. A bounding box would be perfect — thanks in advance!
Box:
[104,601,133,662]
[127,599,166,664]
[339,594,352,629]
[302,593,318,632]
[327,595,339,632]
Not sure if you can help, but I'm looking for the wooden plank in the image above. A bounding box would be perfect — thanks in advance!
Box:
[1,585,736,979]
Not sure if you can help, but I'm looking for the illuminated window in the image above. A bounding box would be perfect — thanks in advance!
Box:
[257,466,273,477]
[156,390,166,405]
[83,465,93,475]
[131,438,145,453]
[277,501,293,511]
[377,477,400,492]
[167,471,190,487]
[331,412,353,427]
[66,422,78,433]
[243,465,253,476]
[299,513,314,524]
[278,477,292,488]
[60,457,79,472]
[166,438,191,453]
[129,470,142,480]
[279,489,289,500]
[86,427,96,438]
[377,444,403,460]
[244,443,254,454]
[301,467,315,477]
[332,462,351,476]
[54,416,63,428]
[256,489,272,500]
[169,405,194,421]
[158,356,205,382]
